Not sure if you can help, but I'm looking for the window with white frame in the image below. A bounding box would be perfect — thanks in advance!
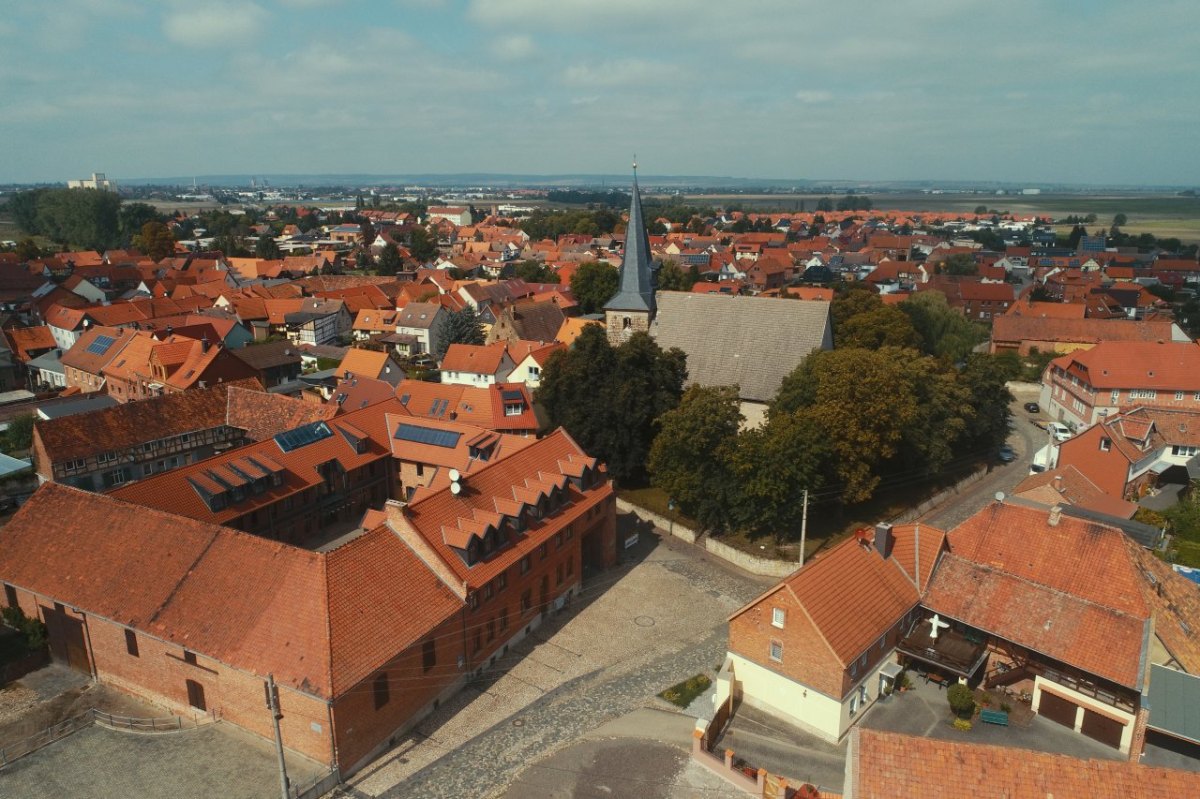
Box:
[1173,445,1199,457]
[1177,391,1186,401]
[772,607,786,628]
[849,692,859,716]
[1111,390,1120,405]
[769,640,783,662]
[1130,389,1157,400]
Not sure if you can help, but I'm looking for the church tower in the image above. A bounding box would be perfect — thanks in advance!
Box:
[605,162,656,345]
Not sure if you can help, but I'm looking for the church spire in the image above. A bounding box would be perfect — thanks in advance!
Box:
[604,162,655,315]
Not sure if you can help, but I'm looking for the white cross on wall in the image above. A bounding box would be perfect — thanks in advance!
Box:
[928,614,950,640]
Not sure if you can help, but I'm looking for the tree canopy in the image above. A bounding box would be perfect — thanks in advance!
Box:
[432,306,485,360]
[649,385,743,531]
[656,260,699,292]
[510,260,560,284]
[899,291,988,362]
[408,226,438,263]
[940,252,978,276]
[9,187,122,251]
[132,221,176,262]
[537,326,687,484]
[570,261,620,314]
[377,242,402,275]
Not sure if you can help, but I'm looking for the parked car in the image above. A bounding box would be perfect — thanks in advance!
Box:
[1024,402,1040,413]
[997,445,1017,463]
[1047,422,1072,443]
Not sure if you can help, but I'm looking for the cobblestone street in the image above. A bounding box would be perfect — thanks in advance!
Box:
[347,518,771,799]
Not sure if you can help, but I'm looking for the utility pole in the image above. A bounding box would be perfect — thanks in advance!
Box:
[265,674,291,799]
[799,489,809,567]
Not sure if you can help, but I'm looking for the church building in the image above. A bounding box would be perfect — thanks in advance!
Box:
[605,164,657,344]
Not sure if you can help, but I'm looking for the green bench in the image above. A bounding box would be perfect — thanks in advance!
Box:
[980,709,1009,726]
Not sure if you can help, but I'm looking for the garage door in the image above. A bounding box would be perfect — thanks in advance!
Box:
[1081,709,1125,749]
[1038,691,1078,729]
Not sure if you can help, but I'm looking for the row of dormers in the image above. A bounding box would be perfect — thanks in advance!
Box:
[443,456,601,566]
[187,454,287,512]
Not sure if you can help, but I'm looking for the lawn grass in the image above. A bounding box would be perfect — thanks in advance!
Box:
[658,673,711,708]
[1169,539,1200,568]
[617,485,701,530]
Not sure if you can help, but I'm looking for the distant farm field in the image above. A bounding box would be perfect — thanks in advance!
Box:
[671,191,1200,243]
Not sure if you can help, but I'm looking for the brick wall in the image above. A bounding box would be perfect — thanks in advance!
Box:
[6,585,336,765]
[332,611,466,772]
[729,586,846,699]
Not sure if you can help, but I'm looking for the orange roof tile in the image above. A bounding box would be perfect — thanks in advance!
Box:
[849,728,1200,798]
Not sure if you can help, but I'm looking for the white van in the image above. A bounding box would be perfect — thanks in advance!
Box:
[1048,422,1072,443]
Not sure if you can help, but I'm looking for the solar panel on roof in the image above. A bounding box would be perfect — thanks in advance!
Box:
[399,394,410,406]
[394,423,462,449]
[501,390,524,402]
[86,334,116,355]
[273,421,334,453]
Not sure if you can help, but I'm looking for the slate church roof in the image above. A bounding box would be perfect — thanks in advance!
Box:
[604,167,656,315]
[650,292,832,403]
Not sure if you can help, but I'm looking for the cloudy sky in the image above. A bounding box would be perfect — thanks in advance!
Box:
[1,0,1198,185]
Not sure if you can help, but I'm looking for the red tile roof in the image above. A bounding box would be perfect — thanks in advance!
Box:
[1011,465,1138,519]
[777,525,946,665]
[5,325,58,362]
[934,502,1150,688]
[848,728,1200,798]
[394,429,606,588]
[1050,340,1200,392]
[0,483,462,699]
[439,342,510,375]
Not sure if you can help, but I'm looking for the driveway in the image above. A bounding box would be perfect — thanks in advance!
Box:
[347,515,770,799]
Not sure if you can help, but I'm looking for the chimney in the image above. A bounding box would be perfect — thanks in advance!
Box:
[1053,474,1063,493]
[165,325,173,337]
[873,523,894,559]
[201,334,210,353]
[1048,505,1062,527]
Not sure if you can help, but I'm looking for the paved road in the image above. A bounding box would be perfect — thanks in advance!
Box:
[347,520,770,799]
[921,385,1044,531]
[2,722,328,799]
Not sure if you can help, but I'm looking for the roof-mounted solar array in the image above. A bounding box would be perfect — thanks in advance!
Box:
[274,421,334,453]
[394,423,462,449]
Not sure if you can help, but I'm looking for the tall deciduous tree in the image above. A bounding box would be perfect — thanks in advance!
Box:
[774,348,922,503]
[408,226,437,263]
[512,260,560,284]
[132,221,176,262]
[377,242,402,275]
[731,408,828,538]
[656,260,697,292]
[941,252,978,276]
[432,306,485,360]
[538,326,686,484]
[570,261,620,314]
[835,306,921,350]
[649,385,742,531]
[255,235,282,260]
[900,290,987,361]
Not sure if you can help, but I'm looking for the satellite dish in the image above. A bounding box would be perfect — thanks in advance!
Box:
[994,492,1006,503]
[448,468,461,482]
[450,481,462,495]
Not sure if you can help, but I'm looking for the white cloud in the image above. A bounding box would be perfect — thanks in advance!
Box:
[492,34,535,61]
[562,58,680,87]
[163,2,269,47]
[794,90,833,104]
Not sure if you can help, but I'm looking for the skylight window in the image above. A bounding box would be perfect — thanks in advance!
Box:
[274,421,334,453]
